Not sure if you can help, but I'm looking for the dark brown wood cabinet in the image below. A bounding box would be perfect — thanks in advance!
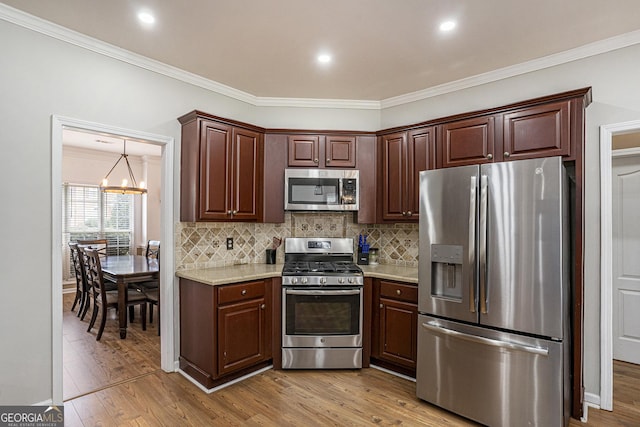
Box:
[379,126,435,222]
[439,116,496,167]
[179,278,272,389]
[371,279,418,377]
[287,135,356,168]
[179,111,264,222]
[502,100,570,161]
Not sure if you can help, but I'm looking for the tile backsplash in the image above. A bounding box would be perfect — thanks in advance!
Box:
[175,212,419,271]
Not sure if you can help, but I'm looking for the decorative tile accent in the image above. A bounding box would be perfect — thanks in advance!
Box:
[175,213,419,271]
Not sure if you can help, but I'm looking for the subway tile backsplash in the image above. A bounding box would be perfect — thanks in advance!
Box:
[175,212,419,271]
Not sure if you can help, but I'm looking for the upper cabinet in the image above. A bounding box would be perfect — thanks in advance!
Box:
[179,111,264,222]
[379,126,436,222]
[502,100,570,161]
[439,116,496,168]
[287,135,356,168]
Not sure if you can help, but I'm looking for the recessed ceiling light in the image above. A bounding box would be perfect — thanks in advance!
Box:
[137,11,155,25]
[439,20,456,32]
[317,54,332,64]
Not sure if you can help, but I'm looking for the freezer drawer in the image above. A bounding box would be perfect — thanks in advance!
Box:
[416,315,568,427]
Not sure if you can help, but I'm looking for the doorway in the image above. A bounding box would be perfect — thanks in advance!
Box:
[599,121,640,411]
[51,115,175,404]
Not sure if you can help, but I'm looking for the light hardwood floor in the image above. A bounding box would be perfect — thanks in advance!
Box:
[62,294,639,426]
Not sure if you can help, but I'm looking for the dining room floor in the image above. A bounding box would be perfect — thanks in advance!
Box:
[61,293,639,426]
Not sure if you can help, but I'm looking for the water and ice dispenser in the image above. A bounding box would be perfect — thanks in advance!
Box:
[431,244,463,301]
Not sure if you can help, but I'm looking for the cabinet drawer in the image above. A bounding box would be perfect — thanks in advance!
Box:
[217,280,265,305]
[380,281,417,303]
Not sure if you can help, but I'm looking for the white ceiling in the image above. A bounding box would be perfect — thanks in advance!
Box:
[3,0,640,101]
[63,129,162,157]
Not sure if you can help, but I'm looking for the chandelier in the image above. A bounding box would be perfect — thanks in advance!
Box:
[100,139,147,195]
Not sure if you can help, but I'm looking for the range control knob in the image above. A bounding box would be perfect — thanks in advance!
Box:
[291,277,298,284]
[320,277,327,285]
[301,277,308,284]
[338,277,345,284]
[348,277,355,284]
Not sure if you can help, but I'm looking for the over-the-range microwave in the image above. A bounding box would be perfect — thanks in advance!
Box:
[284,168,359,211]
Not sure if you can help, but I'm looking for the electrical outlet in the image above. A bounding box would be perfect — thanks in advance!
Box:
[226,237,233,250]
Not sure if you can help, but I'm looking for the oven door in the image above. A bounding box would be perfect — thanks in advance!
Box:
[282,287,363,348]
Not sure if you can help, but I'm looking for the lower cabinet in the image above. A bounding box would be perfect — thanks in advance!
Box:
[179,278,272,389]
[371,279,418,377]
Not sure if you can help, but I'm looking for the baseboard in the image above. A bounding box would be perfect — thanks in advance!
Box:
[582,392,601,422]
[178,365,272,394]
[370,364,416,382]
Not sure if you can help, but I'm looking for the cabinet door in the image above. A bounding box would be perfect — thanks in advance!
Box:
[503,101,570,161]
[217,297,268,376]
[380,132,408,221]
[440,116,495,168]
[378,297,417,369]
[288,135,320,167]
[199,120,233,220]
[231,128,262,220]
[325,136,356,168]
[406,127,436,219]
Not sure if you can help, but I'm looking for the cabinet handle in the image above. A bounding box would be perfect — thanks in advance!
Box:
[407,211,412,216]
[232,210,237,215]
[486,153,493,160]
[379,303,384,309]
[261,304,266,309]
[396,289,401,295]
[504,152,510,158]
[314,158,319,163]
[402,211,406,216]
[241,289,247,295]
[227,210,232,215]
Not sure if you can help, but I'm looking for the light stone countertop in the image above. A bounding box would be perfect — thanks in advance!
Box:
[175,263,418,286]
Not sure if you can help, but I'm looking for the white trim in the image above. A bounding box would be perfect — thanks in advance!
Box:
[612,147,640,158]
[369,364,416,383]
[178,366,272,394]
[2,4,640,110]
[51,115,176,405]
[599,119,640,413]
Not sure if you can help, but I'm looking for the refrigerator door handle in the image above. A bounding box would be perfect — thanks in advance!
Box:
[479,174,488,314]
[468,175,477,313]
[421,321,549,356]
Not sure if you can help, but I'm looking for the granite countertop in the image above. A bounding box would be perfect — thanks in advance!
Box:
[176,263,419,286]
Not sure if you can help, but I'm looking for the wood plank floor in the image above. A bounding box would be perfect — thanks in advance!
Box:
[63,294,639,426]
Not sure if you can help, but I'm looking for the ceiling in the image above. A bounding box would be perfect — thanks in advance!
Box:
[63,129,162,157]
[3,0,640,101]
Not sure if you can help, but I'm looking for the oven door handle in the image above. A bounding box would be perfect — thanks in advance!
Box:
[285,289,361,296]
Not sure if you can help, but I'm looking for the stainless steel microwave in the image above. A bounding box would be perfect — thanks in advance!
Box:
[284,169,359,211]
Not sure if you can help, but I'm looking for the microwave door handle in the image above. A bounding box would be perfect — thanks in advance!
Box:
[468,175,477,313]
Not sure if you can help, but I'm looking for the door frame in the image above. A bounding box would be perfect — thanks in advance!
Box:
[599,120,640,411]
[51,115,175,404]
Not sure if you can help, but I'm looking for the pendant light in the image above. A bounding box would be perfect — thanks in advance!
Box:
[100,139,147,195]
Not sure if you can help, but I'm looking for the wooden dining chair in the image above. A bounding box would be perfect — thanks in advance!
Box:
[77,238,108,258]
[68,242,88,317]
[129,240,161,333]
[81,247,147,341]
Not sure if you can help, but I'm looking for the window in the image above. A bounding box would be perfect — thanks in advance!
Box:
[62,183,134,280]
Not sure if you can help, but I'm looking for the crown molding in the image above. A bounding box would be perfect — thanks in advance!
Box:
[2,4,640,111]
[381,30,640,109]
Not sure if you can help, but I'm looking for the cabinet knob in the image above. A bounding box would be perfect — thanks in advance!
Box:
[241,289,247,295]
[407,211,412,216]
[396,289,401,295]
[314,158,319,163]
[402,211,407,216]
[232,210,238,215]
[379,303,384,309]
[227,210,232,215]
[261,304,266,309]
[486,153,493,160]
[326,158,331,163]
[504,152,511,158]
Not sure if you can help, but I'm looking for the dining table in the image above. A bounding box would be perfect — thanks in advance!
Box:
[101,255,160,339]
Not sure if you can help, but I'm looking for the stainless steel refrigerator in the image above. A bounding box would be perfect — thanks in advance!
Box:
[416,156,570,427]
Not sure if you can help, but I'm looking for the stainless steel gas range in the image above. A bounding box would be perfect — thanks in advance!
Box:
[281,237,364,369]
